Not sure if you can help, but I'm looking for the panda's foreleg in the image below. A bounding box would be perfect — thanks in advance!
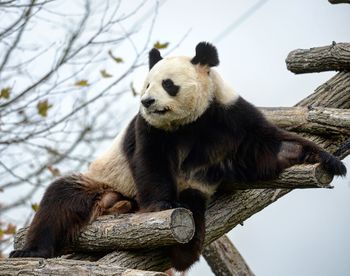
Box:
[278,130,347,176]
[168,188,207,271]
[9,175,124,258]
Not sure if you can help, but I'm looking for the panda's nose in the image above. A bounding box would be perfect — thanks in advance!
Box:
[141,97,155,108]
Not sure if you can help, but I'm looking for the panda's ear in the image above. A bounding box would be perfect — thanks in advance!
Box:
[149,48,163,70]
[191,42,219,67]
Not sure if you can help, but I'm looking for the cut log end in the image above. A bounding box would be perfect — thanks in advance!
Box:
[170,208,194,243]
[314,164,334,187]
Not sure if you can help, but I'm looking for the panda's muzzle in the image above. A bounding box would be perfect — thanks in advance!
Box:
[141,97,155,108]
[141,97,170,115]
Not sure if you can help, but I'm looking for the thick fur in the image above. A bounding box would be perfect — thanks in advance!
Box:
[10,42,346,271]
[10,175,136,258]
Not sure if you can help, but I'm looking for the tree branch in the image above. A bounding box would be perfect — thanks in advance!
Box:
[202,235,255,276]
[286,43,350,74]
[261,106,350,135]
[0,258,166,276]
[14,209,195,253]
[329,0,350,4]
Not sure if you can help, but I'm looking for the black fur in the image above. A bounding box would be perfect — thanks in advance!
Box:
[10,175,135,258]
[162,79,180,97]
[149,48,163,70]
[191,42,219,67]
[168,189,207,271]
[121,96,346,270]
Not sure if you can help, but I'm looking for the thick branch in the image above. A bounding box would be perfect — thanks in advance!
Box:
[286,43,350,74]
[260,106,350,135]
[220,164,333,191]
[329,0,350,3]
[0,258,166,276]
[202,235,255,276]
[14,208,194,253]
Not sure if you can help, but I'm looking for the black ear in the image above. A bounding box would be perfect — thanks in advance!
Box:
[149,48,163,70]
[191,42,219,67]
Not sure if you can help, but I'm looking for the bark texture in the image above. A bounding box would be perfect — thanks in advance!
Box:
[202,235,255,276]
[261,106,350,136]
[286,43,350,74]
[220,164,333,191]
[14,208,195,252]
[0,258,166,276]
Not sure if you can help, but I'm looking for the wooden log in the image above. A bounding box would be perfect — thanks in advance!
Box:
[286,43,350,74]
[297,72,350,109]
[14,208,195,253]
[220,164,333,191]
[98,188,292,272]
[329,0,350,3]
[260,106,350,135]
[0,258,166,276]
[202,235,255,276]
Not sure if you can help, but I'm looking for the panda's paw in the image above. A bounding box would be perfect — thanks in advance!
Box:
[143,200,183,212]
[9,248,53,258]
[319,151,347,176]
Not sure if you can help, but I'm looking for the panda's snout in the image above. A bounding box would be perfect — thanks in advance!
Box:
[141,97,155,108]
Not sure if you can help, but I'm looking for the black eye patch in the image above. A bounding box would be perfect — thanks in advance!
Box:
[162,79,180,96]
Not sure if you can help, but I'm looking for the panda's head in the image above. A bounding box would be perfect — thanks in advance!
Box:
[139,42,221,131]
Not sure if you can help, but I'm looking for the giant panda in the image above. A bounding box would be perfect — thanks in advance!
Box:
[10,42,347,271]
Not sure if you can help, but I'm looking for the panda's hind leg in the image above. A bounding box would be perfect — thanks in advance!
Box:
[168,188,207,271]
[10,175,124,258]
[278,131,347,176]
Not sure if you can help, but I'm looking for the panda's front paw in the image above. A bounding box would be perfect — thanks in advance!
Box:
[142,200,182,212]
[9,248,54,258]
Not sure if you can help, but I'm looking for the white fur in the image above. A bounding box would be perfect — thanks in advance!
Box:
[210,69,239,106]
[140,56,215,131]
[84,127,136,198]
[140,56,239,131]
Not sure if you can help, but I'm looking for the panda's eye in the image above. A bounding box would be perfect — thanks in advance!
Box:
[162,79,179,96]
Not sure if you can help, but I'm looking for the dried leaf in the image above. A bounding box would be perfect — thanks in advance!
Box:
[75,80,89,87]
[100,69,113,78]
[0,87,11,99]
[37,100,53,117]
[31,203,39,212]
[108,50,124,63]
[0,229,3,240]
[153,41,169,49]
[47,165,60,176]
[4,223,16,235]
